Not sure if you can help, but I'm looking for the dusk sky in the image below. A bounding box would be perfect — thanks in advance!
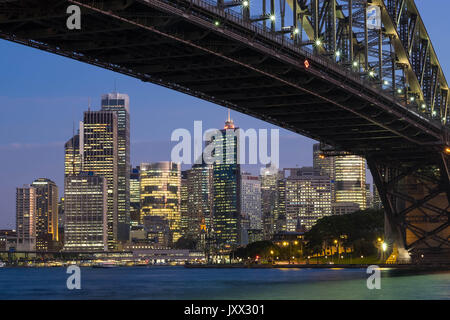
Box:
[0,0,446,228]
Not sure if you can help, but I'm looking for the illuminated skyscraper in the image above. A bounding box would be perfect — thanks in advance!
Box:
[64,134,82,177]
[210,113,241,249]
[129,167,141,226]
[313,144,335,179]
[185,163,213,239]
[313,143,367,209]
[101,93,130,233]
[240,173,261,229]
[16,185,36,251]
[140,162,181,244]
[63,173,108,252]
[274,175,287,233]
[334,155,367,209]
[31,178,59,251]
[313,143,335,200]
[283,167,332,231]
[80,110,118,250]
[260,164,280,240]
[180,171,189,236]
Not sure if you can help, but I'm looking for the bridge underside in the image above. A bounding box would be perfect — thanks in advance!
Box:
[0,0,449,262]
[369,154,450,264]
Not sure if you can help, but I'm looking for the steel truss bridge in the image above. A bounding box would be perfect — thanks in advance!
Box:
[0,0,449,263]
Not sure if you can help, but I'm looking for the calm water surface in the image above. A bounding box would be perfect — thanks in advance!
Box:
[0,266,449,299]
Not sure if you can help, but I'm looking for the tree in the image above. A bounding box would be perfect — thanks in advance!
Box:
[174,236,197,250]
[304,209,384,257]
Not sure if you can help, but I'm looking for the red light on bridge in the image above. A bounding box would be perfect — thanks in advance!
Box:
[304,59,310,69]
[445,147,450,155]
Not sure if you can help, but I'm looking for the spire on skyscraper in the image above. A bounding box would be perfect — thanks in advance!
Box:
[224,108,235,129]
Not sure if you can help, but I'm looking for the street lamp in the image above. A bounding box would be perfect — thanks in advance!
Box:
[381,242,388,262]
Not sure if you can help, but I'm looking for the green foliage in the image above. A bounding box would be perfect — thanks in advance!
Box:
[174,236,197,250]
[304,209,384,256]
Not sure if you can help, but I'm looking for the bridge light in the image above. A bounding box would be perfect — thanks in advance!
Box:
[410,96,415,102]
[432,110,437,116]
[304,59,310,69]
[270,14,276,22]
[214,20,220,26]
[421,104,426,109]
[352,61,359,67]
[335,50,341,57]
[397,88,403,94]
[369,70,375,77]
[315,39,322,46]
[242,0,249,7]
[383,80,389,86]
[382,242,388,252]
[444,147,450,155]
[293,28,299,34]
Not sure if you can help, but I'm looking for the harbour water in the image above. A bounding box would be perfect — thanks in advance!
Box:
[0,266,449,300]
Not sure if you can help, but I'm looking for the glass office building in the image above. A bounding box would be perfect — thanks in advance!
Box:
[140,162,181,244]
[64,173,108,252]
[101,93,130,237]
[81,110,118,250]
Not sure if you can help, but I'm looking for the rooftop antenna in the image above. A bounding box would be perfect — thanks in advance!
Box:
[88,97,91,112]
[224,108,235,129]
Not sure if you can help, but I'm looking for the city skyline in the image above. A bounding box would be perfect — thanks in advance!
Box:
[0,0,444,229]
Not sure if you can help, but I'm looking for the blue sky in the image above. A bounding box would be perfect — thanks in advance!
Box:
[0,0,446,228]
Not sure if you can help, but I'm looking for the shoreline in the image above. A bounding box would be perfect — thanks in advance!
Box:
[184,263,450,271]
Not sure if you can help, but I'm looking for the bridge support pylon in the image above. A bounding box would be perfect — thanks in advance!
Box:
[368,153,450,264]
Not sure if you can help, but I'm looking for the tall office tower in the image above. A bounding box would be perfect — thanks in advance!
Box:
[313,144,335,178]
[373,185,383,209]
[210,113,241,249]
[16,185,36,251]
[313,143,335,200]
[283,167,332,231]
[129,167,141,226]
[186,163,214,237]
[180,171,189,236]
[334,155,367,209]
[260,164,280,240]
[240,173,262,245]
[101,93,130,235]
[81,110,118,250]
[31,179,59,251]
[58,197,65,245]
[64,134,82,177]
[63,173,108,252]
[313,143,367,209]
[140,162,181,244]
[274,177,287,233]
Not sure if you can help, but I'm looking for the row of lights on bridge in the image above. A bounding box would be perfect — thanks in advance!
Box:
[214,1,447,123]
